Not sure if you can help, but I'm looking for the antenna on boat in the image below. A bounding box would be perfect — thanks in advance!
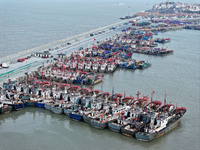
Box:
[151,90,155,102]
[42,62,44,91]
[164,91,167,111]
[101,81,103,93]
[136,91,141,101]
[124,91,126,98]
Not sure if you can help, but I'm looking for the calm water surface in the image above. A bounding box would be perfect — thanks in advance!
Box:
[0,0,200,150]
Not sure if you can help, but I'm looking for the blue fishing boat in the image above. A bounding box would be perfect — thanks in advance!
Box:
[73,76,84,84]
[35,100,45,108]
[125,62,136,69]
[69,111,83,121]
[7,101,25,111]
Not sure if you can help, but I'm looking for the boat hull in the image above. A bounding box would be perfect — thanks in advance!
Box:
[44,103,54,110]
[51,107,63,115]
[10,103,25,111]
[90,120,108,129]
[69,113,83,121]
[64,108,73,116]
[24,101,35,107]
[108,122,121,133]
[0,106,12,114]
[83,114,91,123]
[121,127,137,137]
[35,102,45,108]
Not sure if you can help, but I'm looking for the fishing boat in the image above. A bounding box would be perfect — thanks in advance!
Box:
[3,100,25,111]
[77,62,85,70]
[69,110,84,121]
[125,61,136,69]
[90,116,109,129]
[24,97,35,107]
[99,63,107,73]
[0,102,12,114]
[84,63,92,72]
[135,107,187,141]
[64,105,75,116]
[51,104,64,114]
[44,101,55,110]
[108,118,125,133]
[154,38,170,43]
[83,110,95,123]
[91,63,99,72]
[108,112,132,133]
[92,75,103,85]
[35,99,46,108]
[107,63,117,73]
[137,62,151,69]
[121,113,150,137]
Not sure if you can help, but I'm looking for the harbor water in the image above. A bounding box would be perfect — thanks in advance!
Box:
[0,0,200,150]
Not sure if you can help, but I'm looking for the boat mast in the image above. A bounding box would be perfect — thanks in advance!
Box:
[42,62,44,91]
[164,92,167,112]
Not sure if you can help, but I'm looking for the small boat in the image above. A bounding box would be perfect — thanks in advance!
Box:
[137,62,151,69]
[92,75,103,85]
[155,38,170,43]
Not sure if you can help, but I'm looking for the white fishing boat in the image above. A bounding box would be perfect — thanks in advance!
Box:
[99,63,107,73]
